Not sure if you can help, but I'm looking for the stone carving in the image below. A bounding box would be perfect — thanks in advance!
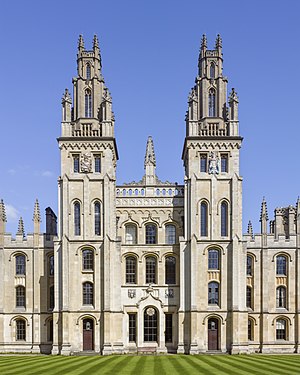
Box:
[208,151,219,174]
[81,153,92,173]
[165,289,174,298]
[128,289,136,299]
[146,307,155,316]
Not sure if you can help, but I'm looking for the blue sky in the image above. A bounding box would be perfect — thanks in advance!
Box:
[0,0,299,234]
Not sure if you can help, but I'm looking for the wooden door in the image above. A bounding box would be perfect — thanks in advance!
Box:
[208,318,219,350]
[83,319,94,351]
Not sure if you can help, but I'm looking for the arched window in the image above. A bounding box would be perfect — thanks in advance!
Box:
[221,201,228,237]
[85,89,92,118]
[82,249,94,271]
[248,319,253,341]
[86,63,91,79]
[49,285,54,310]
[276,319,287,340]
[208,89,216,117]
[200,202,208,237]
[74,202,81,236]
[145,224,157,244]
[208,249,219,270]
[208,281,219,305]
[83,282,93,305]
[276,286,287,308]
[165,256,176,284]
[49,255,54,276]
[16,319,26,341]
[146,256,156,284]
[165,224,176,245]
[125,224,137,245]
[247,255,253,276]
[16,255,26,275]
[126,256,137,284]
[94,202,101,236]
[144,307,158,342]
[16,286,25,308]
[276,255,287,275]
[246,286,252,308]
[210,63,215,79]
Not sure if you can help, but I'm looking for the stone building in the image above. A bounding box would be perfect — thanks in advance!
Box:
[0,34,299,355]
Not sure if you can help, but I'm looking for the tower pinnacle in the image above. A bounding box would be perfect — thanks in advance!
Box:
[78,34,84,51]
[144,136,157,185]
[17,217,25,238]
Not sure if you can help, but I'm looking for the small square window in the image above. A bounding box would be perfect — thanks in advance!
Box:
[221,154,228,173]
[73,155,80,173]
[200,154,207,172]
[94,155,101,173]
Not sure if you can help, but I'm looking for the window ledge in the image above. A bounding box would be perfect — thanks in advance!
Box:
[82,270,94,274]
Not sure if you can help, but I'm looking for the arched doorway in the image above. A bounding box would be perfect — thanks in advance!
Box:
[208,318,219,350]
[83,318,94,351]
[144,307,158,343]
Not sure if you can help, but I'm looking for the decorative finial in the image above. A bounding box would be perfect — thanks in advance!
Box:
[188,87,197,102]
[215,34,222,49]
[93,34,99,49]
[17,217,25,238]
[201,34,207,49]
[144,136,156,168]
[229,88,239,102]
[247,220,253,238]
[78,35,84,50]
[33,199,41,223]
[260,197,268,222]
[0,199,7,222]
[62,88,72,103]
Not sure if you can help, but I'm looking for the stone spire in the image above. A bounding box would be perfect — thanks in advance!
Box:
[247,220,253,238]
[17,217,25,238]
[0,199,6,245]
[62,88,72,122]
[0,199,6,223]
[144,136,157,185]
[93,34,99,49]
[78,34,84,52]
[215,34,222,50]
[201,34,207,50]
[33,199,41,222]
[260,197,268,234]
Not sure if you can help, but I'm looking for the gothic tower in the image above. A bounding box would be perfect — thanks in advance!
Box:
[180,35,247,353]
[53,35,122,355]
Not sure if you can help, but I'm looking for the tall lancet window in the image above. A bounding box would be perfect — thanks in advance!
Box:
[85,89,92,118]
[210,63,215,79]
[94,202,101,236]
[86,64,91,80]
[208,89,216,117]
[74,202,81,236]
[221,201,228,237]
[200,201,208,237]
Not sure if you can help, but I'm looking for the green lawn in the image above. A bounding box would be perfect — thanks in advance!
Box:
[0,354,299,375]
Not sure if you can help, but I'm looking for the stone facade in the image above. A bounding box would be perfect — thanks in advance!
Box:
[0,35,299,355]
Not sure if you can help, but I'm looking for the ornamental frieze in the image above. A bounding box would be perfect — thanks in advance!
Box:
[116,197,184,207]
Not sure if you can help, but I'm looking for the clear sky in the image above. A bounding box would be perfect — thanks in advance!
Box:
[0,0,299,235]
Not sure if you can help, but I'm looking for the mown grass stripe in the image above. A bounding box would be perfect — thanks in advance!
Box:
[234,355,300,374]
[153,355,167,375]
[181,355,218,375]
[165,355,189,375]
[130,355,149,375]
[197,355,250,375]
[0,355,70,375]
[100,355,136,375]
[5,355,86,375]
[213,356,282,375]
[39,356,98,375]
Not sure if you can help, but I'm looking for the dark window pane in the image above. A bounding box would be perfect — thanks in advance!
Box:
[200,155,207,172]
[208,250,219,270]
[16,320,26,341]
[126,257,136,284]
[94,156,101,173]
[221,202,228,237]
[144,307,157,342]
[129,314,136,342]
[95,203,101,236]
[16,255,26,275]
[221,154,228,172]
[276,256,287,275]
[82,250,94,270]
[246,286,252,308]
[74,203,81,236]
[276,286,286,308]
[146,224,156,244]
[201,202,208,237]
[146,257,156,284]
[165,225,176,245]
[16,286,25,307]
[49,255,54,276]
[208,282,219,305]
[83,282,93,305]
[247,256,252,276]
[49,286,54,309]
[165,256,176,284]
[165,314,173,343]
[73,155,80,173]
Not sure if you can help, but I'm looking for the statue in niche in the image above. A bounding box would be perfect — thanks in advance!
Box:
[81,153,92,173]
[208,151,219,174]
